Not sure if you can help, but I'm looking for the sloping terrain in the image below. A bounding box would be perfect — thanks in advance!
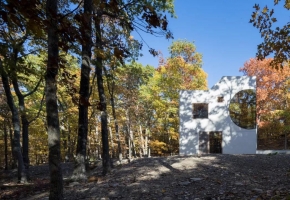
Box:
[1,154,290,200]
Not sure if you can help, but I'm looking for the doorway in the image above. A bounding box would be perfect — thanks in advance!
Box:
[198,131,222,154]
[209,131,222,153]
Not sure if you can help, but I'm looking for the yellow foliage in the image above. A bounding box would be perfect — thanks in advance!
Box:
[150,140,168,153]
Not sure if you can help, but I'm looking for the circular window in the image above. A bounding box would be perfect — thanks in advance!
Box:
[229,89,256,129]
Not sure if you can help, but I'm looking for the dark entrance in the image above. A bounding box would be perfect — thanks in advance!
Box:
[209,131,222,153]
[198,131,222,154]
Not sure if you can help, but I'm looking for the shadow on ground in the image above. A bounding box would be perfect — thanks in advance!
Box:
[1,154,290,199]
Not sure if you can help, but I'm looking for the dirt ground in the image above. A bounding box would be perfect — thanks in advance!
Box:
[1,154,290,200]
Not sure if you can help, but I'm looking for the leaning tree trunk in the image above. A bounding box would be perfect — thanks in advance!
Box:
[104,67,122,161]
[12,78,30,178]
[0,61,27,183]
[46,0,63,198]
[11,75,42,177]
[10,43,41,179]
[72,0,92,181]
[95,14,111,176]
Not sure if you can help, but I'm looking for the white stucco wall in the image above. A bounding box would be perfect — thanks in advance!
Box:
[179,76,257,155]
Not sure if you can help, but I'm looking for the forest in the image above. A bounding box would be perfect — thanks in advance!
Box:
[0,0,289,199]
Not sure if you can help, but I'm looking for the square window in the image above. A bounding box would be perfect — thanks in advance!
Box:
[217,96,224,102]
[193,103,208,119]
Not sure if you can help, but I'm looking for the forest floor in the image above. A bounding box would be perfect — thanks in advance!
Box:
[1,154,290,200]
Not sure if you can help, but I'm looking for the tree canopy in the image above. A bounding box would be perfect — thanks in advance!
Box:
[250,0,290,65]
[240,58,290,149]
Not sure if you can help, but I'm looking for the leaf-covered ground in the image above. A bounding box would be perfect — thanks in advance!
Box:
[1,154,290,200]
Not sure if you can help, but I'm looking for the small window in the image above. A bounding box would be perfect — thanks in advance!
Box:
[193,103,208,119]
[217,96,224,102]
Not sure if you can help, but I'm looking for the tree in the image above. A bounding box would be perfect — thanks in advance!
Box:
[6,39,44,179]
[103,60,123,161]
[113,62,154,159]
[0,0,40,182]
[0,59,27,183]
[0,88,10,170]
[141,40,207,155]
[240,58,290,125]
[72,0,93,181]
[0,0,176,180]
[94,10,111,174]
[91,0,175,175]
[250,0,290,65]
[10,56,43,180]
[240,58,290,148]
[45,0,63,198]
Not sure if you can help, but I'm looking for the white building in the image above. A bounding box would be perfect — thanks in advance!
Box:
[179,76,257,155]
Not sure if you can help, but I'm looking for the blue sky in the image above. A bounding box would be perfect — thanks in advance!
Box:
[134,0,289,88]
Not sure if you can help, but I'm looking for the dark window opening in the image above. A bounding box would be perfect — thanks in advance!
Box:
[217,96,224,102]
[193,103,208,119]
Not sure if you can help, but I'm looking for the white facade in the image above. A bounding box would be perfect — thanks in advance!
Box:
[179,76,257,155]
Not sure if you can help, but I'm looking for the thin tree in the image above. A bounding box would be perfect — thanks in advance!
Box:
[0,59,27,183]
[103,65,122,161]
[94,10,111,175]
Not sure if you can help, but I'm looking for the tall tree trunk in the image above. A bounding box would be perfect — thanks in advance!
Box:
[127,129,131,160]
[95,15,111,175]
[126,109,135,159]
[8,122,17,168]
[0,61,27,183]
[138,125,145,156]
[130,130,136,158]
[46,0,63,198]
[4,120,8,170]
[11,79,30,178]
[125,111,131,160]
[113,101,122,161]
[108,125,114,158]
[72,0,92,181]
[145,128,148,155]
[104,67,122,161]
[108,117,114,158]
[10,43,38,178]
[94,117,101,159]
[146,128,151,158]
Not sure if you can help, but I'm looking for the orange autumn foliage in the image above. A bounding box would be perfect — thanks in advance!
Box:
[240,58,290,128]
